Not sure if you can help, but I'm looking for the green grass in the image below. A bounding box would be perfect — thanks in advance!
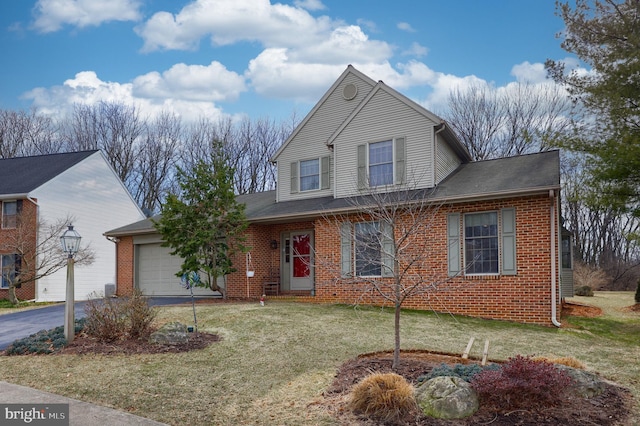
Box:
[0,292,638,425]
[0,299,57,313]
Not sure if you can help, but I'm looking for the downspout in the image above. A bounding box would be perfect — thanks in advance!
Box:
[106,236,120,295]
[549,190,562,327]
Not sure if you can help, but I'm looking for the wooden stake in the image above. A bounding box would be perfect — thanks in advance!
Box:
[481,340,490,366]
[462,337,475,359]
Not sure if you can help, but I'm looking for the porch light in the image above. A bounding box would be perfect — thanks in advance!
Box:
[60,224,81,343]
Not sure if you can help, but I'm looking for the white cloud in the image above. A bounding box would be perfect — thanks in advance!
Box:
[402,42,428,57]
[23,71,229,122]
[511,61,548,83]
[31,0,142,33]
[397,22,415,32]
[135,0,334,52]
[293,0,326,11]
[132,61,246,102]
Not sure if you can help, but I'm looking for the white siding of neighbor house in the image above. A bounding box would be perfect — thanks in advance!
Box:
[31,151,145,302]
[435,136,462,183]
[334,89,437,198]
[277,73,374,202]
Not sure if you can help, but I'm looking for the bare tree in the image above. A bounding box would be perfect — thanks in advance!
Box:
[0,109,63,158]
[0,213,95,305]
[134,112,182,214]
[444,81,572,160]
[63,101,144,189]
[318,173,454,370]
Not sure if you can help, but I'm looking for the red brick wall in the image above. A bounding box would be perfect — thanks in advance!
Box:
[0,199,38,301]
[115,236,135,297]
[313,195,561,325]
[112,194,562,325]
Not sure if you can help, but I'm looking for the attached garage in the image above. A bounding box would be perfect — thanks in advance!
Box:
[134,236,222,297]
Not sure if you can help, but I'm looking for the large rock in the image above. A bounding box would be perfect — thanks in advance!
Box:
[149,322,189,345]
[415,376,479,419]
[556,365,607,398]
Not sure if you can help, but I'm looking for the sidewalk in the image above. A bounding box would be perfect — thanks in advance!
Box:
[0,381,168,426]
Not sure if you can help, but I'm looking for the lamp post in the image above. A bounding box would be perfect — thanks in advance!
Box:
[60,224,81,343]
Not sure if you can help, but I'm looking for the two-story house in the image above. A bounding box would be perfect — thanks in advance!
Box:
[0,150,145,302]
[106,66,572,325]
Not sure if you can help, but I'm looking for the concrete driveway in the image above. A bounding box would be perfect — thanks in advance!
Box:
[0,297,208,350]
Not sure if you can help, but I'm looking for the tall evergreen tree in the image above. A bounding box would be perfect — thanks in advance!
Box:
[546,0,640,213]
[154,142,247,297]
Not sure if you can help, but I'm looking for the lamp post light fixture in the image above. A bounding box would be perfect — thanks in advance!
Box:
[60,224,81,343]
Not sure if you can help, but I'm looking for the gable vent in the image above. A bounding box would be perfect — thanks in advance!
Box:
[342,83,358,100]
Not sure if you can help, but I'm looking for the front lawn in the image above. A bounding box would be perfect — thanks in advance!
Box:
[0,292,638,425]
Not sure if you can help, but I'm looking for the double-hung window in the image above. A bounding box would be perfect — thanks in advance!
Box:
[341,221,394,278]
[2,201,17,229]
[464,212,498,274]
[290,157,330,193]
[354,222,382,276]
[299,159,319,191]
[447,208,516,276]
[357,137,406,189]
[1,254,18,289]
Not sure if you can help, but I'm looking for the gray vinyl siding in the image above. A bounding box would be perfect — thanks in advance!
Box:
[334,89,436,198]
[277,73,374,202]
[435,136,462,183]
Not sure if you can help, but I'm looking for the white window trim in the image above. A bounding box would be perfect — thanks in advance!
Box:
[299,157,321,192]
[463,210,499,276]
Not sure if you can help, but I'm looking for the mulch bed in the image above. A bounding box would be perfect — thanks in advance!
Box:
[58,331,220,355]
[323,350,632,425]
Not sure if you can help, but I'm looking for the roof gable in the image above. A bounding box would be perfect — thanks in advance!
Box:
[270,65,376,162]
[0,150,98,196]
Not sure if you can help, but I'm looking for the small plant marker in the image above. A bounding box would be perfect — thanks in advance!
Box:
[462,337,475,359]
[482,340,490,366]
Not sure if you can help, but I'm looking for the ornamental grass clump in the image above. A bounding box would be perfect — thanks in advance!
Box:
[349,372,417,424]
[470,355,573,411]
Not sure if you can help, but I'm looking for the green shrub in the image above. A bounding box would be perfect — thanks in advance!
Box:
[84,290,156,342]
[417,363,500,384]
[470,355,572,411]
[349,372,417,424]
[574,285,594,297]
[5,319,86,355]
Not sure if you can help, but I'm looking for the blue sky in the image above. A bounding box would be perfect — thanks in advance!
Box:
[0,0,572,123]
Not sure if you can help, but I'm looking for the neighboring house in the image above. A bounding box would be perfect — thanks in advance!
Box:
[0,150,145,302]
[106,66,573,325]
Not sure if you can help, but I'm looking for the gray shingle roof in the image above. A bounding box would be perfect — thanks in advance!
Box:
[0,150,98,195]
[105,150,560,236]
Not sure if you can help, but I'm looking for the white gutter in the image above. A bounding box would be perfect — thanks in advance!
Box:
[549,189,561,327]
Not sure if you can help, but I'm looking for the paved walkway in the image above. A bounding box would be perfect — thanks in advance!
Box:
[0,381,168,425]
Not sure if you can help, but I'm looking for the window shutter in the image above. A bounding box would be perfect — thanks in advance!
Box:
[501,208,516,275]
[321,156,330,190]
[381,220,395,277]
[394,137,406,185]
[447,213,461,276]
[340,222,352,277]
[16,200,23,213]
[290,162,298,193]
[357,144,366,189]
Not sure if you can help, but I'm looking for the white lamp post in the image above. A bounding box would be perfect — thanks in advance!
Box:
[60,224,81,343]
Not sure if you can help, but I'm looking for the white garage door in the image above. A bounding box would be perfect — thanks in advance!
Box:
[137,243,222,296]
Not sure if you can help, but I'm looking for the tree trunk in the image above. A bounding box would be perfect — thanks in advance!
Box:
[8,284,18,305]
[392,302,401,370]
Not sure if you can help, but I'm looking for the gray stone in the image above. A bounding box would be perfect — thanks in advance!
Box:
[556,365,607,398]
[149,322,189,345]
[415,376,479,419]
